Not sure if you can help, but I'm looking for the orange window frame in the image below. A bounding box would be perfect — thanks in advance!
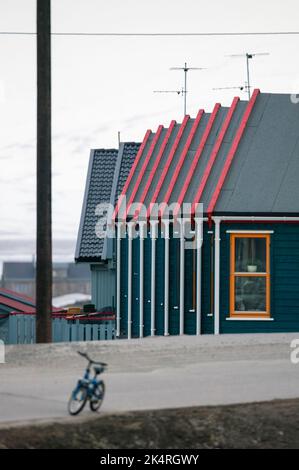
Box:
[230,233,271,318]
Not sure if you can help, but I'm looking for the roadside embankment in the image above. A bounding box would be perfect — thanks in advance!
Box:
[1,399,299,449]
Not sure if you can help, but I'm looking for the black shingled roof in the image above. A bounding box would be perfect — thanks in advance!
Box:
[75,143,141,262]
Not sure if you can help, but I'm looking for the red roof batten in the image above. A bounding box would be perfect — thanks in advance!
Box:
[191,96,240,215]
[133,120,177,220]
[160,109,204,218]
[125,125,164,219]
[207,89,260,216]
[174,103,221,217]
[147,115,190,218]
[114,89,260,224]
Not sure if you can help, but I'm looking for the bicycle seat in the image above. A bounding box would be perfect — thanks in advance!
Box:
[93,365,105,375]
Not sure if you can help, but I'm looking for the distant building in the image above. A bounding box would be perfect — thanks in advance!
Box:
[1,262,91,299]
[1,262,35,297]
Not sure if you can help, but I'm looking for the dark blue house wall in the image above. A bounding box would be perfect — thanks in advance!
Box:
[119,222,299,337]
[219,222,299,334]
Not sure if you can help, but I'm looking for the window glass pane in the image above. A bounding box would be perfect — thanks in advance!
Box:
[235,237,266,273]
[235,276,266,312]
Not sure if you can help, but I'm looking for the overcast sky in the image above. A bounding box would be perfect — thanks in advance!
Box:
[0,0,299,257]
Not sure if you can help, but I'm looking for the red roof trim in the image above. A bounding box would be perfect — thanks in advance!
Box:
[160,109,204,217]
[147,115,190,218]
[9,312,114,320]
[207,89,260,216]
[0,287,35,305]
[133,120,177,220]
[125,125,163,219]
[113,129,151,220]
[0,295,35,313]
[0,288,60,313]
[174,103,220,217]
[192,96,240,214]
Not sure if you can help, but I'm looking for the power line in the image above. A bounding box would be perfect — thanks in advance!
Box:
[0,31,299,36]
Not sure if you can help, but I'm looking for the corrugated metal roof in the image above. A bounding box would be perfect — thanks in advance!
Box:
[115,90,299,219]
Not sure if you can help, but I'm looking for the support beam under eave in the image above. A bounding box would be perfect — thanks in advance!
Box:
[179,218,185,336]
[127,221,135,340]
[150,220,159,337]
[194,217,203,335]
[116,222,123,338]
[214,217,221,335]
[163,219,170,336]
[139,221,147,338]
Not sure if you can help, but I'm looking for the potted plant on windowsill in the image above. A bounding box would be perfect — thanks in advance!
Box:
[247,259,261,273]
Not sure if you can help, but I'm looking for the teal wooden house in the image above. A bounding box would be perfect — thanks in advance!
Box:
[77,90,299,337]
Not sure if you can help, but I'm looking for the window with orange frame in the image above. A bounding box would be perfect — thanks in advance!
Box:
[230,233,271,318]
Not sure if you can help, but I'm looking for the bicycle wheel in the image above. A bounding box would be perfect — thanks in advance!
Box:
[90,381,105,412]
[68,385,88,415]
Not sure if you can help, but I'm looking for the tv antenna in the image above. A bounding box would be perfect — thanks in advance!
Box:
[227,52,270,100]
[212,85,248,94]
[170,62,206,116]
[153,88,183,95]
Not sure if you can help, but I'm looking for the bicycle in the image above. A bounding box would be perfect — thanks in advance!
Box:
[68,351,107,416]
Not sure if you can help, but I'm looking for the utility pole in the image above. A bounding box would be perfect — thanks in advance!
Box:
[170,62,205,116]
[36,0,52,343]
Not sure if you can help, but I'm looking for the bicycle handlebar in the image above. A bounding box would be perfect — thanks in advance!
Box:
[77,351,107,367]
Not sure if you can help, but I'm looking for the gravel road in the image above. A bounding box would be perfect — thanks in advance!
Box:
[1,333,299,424]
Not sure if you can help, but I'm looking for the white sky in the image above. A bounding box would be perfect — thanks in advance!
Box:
[0,0,299,252]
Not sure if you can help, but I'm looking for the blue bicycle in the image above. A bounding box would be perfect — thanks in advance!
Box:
[68,351,107,415]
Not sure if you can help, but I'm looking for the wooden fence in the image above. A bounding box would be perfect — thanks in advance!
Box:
[5,315,115,344]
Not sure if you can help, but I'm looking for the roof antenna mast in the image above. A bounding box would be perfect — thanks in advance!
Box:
[170,62,206,116]
[228,52,270,100]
